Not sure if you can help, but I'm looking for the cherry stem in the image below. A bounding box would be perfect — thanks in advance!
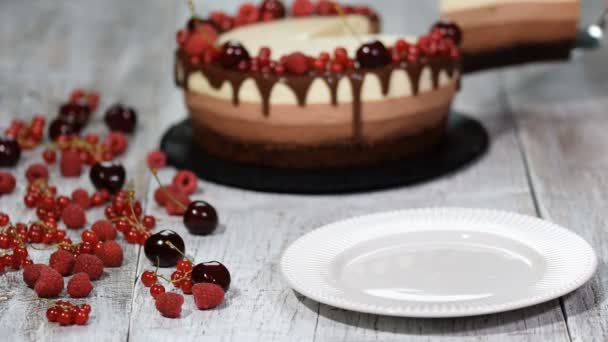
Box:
[149,168,188,210]
[164,240,193,263]
[335,4,362,43]
[188,0,196,16]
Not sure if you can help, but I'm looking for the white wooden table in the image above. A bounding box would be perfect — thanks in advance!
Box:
[0,1,606,341]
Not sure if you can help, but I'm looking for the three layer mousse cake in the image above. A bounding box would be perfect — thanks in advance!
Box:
[174,0,463,168]
[441,0,581,72]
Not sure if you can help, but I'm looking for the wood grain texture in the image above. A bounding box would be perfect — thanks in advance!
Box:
[0,0,602,341]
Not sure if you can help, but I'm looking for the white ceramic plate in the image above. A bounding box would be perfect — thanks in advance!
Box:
[280,208,597,318]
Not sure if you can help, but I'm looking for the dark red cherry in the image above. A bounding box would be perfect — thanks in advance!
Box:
[48,119,78,140]
[0,138,21,167]
[220,41,251,69]
[104,104,137,133]
[58,102,91,129]
[432,20,463,46]
[183,201,218,236]
[356,40,391,68]
[144,230,185,267]
[89,162,126,194]
[259,0,286,19]
[191,261,231,291]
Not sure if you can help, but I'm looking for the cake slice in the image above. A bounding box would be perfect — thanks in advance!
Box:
[440,0,581,72]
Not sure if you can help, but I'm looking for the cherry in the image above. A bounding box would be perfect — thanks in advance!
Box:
[104,104,137,133]
[183,201,218,236]
[48,118,77,141]
[58,102,91,129]
[260,0,286,20]
[191,261,231,291]
[90,162,126,194]
[0,138,21,167]
[356,40,391,68]
[143,230,185,267]
[220,41,251,69]
[432,20,463,46]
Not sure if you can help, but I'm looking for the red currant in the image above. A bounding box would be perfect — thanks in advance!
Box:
[176,259,193,273]
[46,307,58,322]
[73,310,89,325]
[141,271,157,287]
[142,216,155,229]
[81,230,98,245]
[42,149,57,164]
[150,284,165,298]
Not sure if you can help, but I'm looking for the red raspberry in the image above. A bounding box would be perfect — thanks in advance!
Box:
[154,292,184,318]
[60,150,82,177]
[74,254,104,281]
[235,3,260,26]
[172,170,198,195]
[147,149,167,169]
[91,220,117,241]
[292,0,315,16]
[62,203,86,229]
[67,272,93,298]
[104,132,128,156]
[185,33,211,56]
[34,267,64,298]
[95,240,123,267]
[192,283,225,310]
[23,263,44,288]
[154,185,180,206]
[71,188,90,209]
[317,0,337,15]
[25,163,49,182]
[284,52,310,75]
[0,172,16,194]
[49,249,76,276]
[165,191,191,216]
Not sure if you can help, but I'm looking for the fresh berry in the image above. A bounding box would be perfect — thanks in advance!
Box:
[104,131,128,156]
[184,201,219,236]
[154,185,180,206]
[259,0,286,20]
[144,230,185,268]
[192,283,225,310]
[0,172,16,194]
[284,52,310,75]
[91,220,117,241]
[235,3,260,26]
[147,150,167,169]
[104,104,137,133]
[155,292,184,318]
[67,272,93,298]
[185,32,212,56]
[292,0,315,16]
[81,230,98,245]
[42,149,57,164]
[95,240,123,267]
[356,40,391,68]
[150,284,165,299]
[23,264,43,288]
[62,204,86,229]
[71,188,90,209]
[432,20,463,45]
[34,267,64,298]
[90,162,126,194]
[58,102,90,129]
[317,0,338,15]
[73,310,89,325]
[220,41,251,69]
[49,249,76,276]
[172,170,198,195]
[191,261,231,291]
[60,150,83,177]
[141,270,157,287]
[0,138,21,167]
[57,310,73,326]
[74,254,104,281]
[70,89,100,111]
[48,119,77,141]
[165,191,191,216]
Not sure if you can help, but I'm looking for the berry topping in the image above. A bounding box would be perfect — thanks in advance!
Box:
[220,41,251,69]
[184,201,219,236]
[292,0,315,16]
[192,283,225,310]
[260,0,286,21]
[317,0,338,15]
[74,254,104,281]
[0,138,21,167]
[95,240,123,267]
[90,162,126,194]
[191,261,231,291]
[144,230,185,268]
[155,292,184,318]
[284,52,310,75]
[235,3,261,26]
[62,203,86,229]
[432,19,463,46]
[210,11,235,32]
[49,249,76,276]
[356,40,391,68]
[185,32,212,56]
[104,104,137,133]
[0,172,16,195]
[67,272,93,298]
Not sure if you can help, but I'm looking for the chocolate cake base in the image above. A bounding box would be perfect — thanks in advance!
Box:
[463,40,574,74]
[160,113,488,194]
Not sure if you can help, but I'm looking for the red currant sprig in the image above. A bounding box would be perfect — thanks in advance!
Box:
[4,116,46,150]
[46,301,91,326]
[105,186,157,245]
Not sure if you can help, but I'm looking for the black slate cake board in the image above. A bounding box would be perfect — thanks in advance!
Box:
[160,113,489,194]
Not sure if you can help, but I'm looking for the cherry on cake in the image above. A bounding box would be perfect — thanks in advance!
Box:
[174,0,463,168]
[440,0,580,72]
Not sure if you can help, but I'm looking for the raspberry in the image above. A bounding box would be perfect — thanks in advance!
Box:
[235,3,260,26]
[147,149,167,169]
[154,185,180,206]
[104,132,128,156]
[165,191,191,216]
[284,52,310,75]
[23,263,44,288]
[60,150,82,177]
[62,203,86,229]
[0,172,16,194]
[71,188,90,209]
[185,33,211,56]
[25,163,49,182]
[67,272,93,298]
[292,0,315,16]
[317,0,338,15]
[74,254,104,281]
[154,292,184,318]
[192,283,225,310]
[95,240,123,267]
[34,267,64,298]
[172,170,198,195]
[91,220,117,241]
[49,249,76,276]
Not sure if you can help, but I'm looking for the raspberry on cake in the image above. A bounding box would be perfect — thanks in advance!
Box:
[440,0,581,72]
[174,0,462,168]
